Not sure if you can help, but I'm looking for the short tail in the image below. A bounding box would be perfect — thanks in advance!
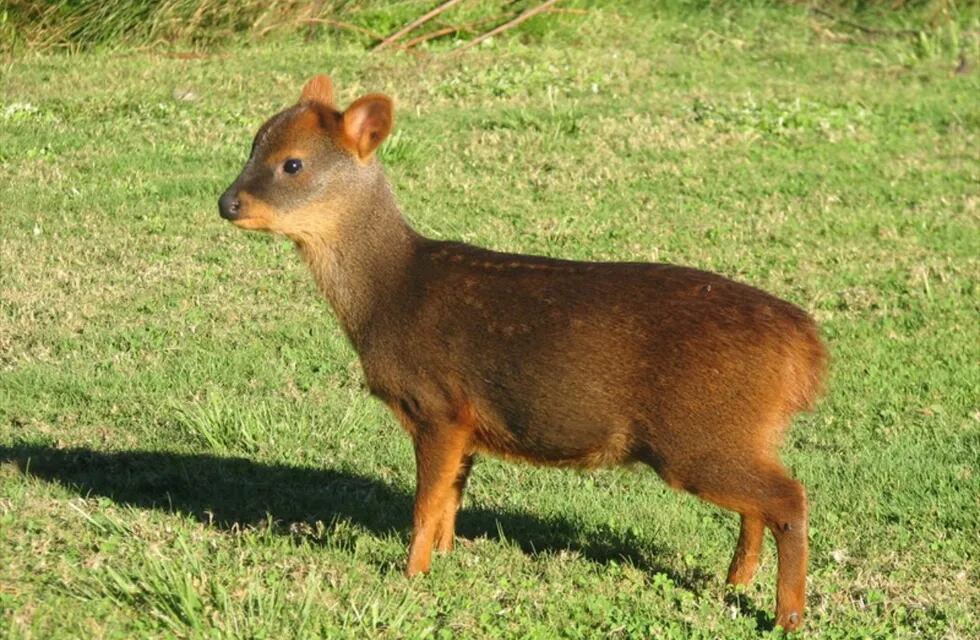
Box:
[792,320,828,413]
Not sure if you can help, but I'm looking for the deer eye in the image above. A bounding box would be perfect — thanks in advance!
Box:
[283,158,303,174]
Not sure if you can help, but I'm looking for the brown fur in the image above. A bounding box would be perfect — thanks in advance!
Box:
[217,76,828,632]
[300,74,335,106]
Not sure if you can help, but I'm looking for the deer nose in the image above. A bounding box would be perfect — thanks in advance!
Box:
[219,191,242,220]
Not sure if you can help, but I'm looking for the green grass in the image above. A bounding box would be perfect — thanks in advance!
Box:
[3,0,974,55]
[5,0,625,55]
[1,2,978,638]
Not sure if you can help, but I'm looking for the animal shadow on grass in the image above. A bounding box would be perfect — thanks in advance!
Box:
[0,443,713,593]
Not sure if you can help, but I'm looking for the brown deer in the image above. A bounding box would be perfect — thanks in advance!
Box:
[218,74,827,632]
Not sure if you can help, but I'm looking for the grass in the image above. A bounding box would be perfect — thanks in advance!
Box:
[5,0,599,55]
[1,2,978,638]
[2,0,975,54]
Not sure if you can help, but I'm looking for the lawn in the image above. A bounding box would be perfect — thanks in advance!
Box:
[1,2,978,638]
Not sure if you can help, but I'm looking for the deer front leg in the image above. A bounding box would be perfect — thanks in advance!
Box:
[406,422,473,576]
[434,454,474,553]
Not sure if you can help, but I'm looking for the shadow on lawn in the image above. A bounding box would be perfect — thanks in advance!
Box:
[0,443,715,592]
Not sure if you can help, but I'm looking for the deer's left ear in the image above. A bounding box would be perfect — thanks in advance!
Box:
[341,94,393,160]
[300,74,335,106]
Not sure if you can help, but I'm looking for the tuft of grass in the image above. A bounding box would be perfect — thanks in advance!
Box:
[172,398,288,455]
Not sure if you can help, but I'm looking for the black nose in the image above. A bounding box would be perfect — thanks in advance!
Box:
[219,192,242,220]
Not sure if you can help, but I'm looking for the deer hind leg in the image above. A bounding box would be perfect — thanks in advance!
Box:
[686,460,809,632]
[434,453,474,553]
[765,474,808,632]
[727,514,765,586]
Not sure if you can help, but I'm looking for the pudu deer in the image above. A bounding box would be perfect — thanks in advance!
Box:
[218,75,827,631]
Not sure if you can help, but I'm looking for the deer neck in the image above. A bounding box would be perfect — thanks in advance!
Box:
[295,173,419,348]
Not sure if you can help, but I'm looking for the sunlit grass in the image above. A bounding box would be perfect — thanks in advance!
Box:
[1,2,978,638]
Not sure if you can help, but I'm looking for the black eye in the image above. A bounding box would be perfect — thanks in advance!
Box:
[283,158,303,174]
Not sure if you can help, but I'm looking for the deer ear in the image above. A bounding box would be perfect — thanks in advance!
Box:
[300,74,335,106]
[341,94,393,160]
